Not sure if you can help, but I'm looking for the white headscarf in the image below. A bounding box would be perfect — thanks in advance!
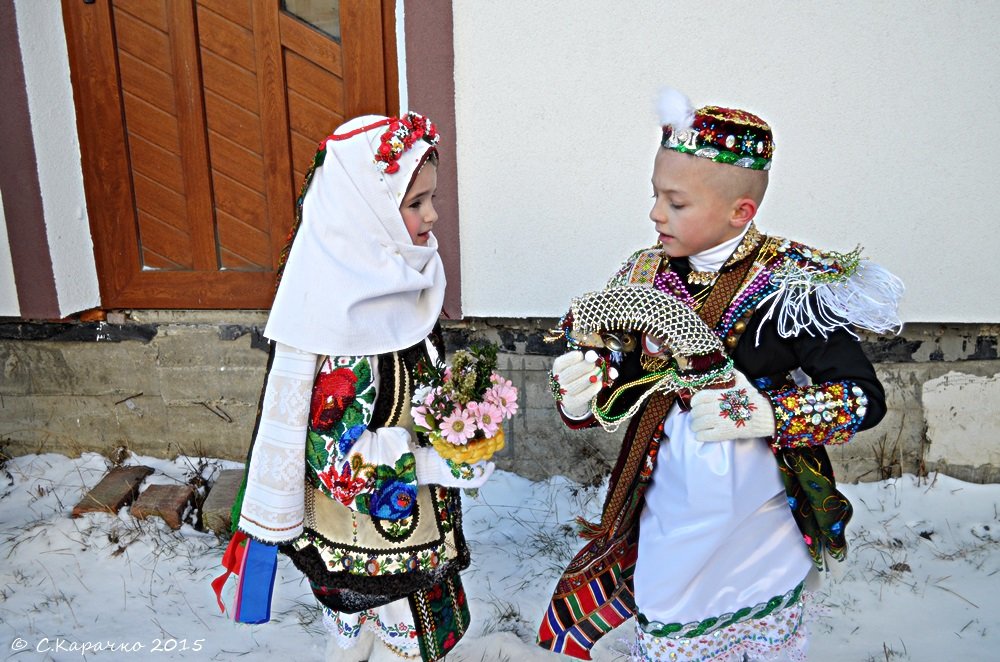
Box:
[264,114,446,356]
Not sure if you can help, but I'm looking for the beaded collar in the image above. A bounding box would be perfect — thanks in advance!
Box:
[681,223,764,286]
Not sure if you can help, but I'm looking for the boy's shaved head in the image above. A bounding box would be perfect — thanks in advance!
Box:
[699,159,769,206]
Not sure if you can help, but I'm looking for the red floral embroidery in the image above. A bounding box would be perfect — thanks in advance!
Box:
[315,461,368,507]
[310,367,358,431]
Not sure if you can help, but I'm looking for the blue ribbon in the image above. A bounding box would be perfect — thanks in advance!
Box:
[235,540,278,624]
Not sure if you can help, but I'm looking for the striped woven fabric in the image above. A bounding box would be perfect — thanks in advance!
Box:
[537,537,637,658]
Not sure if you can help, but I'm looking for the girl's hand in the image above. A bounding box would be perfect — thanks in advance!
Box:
[411,446,495,488]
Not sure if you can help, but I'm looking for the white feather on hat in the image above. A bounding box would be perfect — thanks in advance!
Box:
[657,87,695,132]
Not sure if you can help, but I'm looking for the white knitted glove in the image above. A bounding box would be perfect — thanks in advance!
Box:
[551,350,603,419]
[411,446,495,488]
[689,370,776,442]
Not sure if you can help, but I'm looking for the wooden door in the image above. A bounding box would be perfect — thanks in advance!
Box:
[62,0,398,308]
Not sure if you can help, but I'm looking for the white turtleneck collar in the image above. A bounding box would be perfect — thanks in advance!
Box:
[688,223,752,273]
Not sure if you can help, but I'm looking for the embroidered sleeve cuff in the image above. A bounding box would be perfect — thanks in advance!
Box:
[237,515,304,545]
[412,446,494,488]
[766,381,869,449]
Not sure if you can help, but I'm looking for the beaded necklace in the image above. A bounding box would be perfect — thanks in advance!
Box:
[653,224,764,313]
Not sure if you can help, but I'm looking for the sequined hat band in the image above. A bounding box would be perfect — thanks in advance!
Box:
[660,98,774,171]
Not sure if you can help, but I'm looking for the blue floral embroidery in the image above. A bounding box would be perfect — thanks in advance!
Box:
[338,424,367,456]
[368,479,417,520]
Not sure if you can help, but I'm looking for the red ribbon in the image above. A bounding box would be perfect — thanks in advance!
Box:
[210,531,248,613]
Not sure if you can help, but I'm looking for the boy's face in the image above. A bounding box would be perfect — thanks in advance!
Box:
[649,148,746,258]
[400,163,438,246]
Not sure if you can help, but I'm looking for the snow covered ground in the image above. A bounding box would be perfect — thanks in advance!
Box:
[0,452,997,661]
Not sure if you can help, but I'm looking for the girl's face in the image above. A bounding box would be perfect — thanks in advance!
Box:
[400,163,438,246]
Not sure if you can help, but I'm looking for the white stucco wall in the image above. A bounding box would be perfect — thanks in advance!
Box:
[452,1,999,322]
[14,0,99,317]
[0,191,20,317]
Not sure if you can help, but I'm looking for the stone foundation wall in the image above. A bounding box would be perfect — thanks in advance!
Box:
[2,311,998,485]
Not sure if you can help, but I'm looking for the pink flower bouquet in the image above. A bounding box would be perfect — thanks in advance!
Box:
[410,343,518,464]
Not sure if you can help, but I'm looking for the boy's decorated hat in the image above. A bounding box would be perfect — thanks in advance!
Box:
[658,88,773,171]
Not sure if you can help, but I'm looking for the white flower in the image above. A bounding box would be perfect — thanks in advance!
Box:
[412,385,433,405]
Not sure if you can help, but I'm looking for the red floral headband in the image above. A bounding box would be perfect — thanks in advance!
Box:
[374,113,439,174]
[324,112,440,175]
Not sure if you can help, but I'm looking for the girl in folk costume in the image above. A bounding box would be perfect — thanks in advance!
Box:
[537,89,903,661]
[215,113,494,662]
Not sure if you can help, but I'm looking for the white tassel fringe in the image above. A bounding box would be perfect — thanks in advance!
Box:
[756,260,904,343]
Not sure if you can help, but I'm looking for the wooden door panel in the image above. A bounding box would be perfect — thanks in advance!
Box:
[290,130,319,188]
[213,174,268,231]
[285,51,344,110]
[208,132,265,191]
[118,51,177,111]
[217,210,271,270]
[195,5,256,70]
[280,13,343,75]
[116,0,169,30]
[129,136,185,193]
[199,0,252,29]
[204,92,262,151]
[64,0,395,308]
[133,174,187,229]
[287,91,342,146]
[114,11,170,69]
[122,94,180,152]
[202,52,260,113]
[138,212,192,270]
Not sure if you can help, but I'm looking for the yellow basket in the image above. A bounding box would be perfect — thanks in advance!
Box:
[430,427,505,464]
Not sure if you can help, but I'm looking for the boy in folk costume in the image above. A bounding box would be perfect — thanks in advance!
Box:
[215,114,494,662]
[538,89,903,661]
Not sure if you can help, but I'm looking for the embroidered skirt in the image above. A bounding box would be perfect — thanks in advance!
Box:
[632,591,808,661]
[325,573,470,661]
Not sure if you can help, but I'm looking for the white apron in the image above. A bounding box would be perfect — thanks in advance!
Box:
[633,403,813,625]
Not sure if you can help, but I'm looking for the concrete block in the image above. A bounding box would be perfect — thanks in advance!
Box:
[0,346,32,395]
[6,317,1000,486]
[163,402,256,460]
[72,465,154,516]
[923,370,1000,467]
[26,342,159,396]
[153,326,225,368]
[156,328,269,369]
[202,469,245,535]
[131,483,195,529]
[157,366,263,405]
[9,395,170,453]
[0,394,37,446]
